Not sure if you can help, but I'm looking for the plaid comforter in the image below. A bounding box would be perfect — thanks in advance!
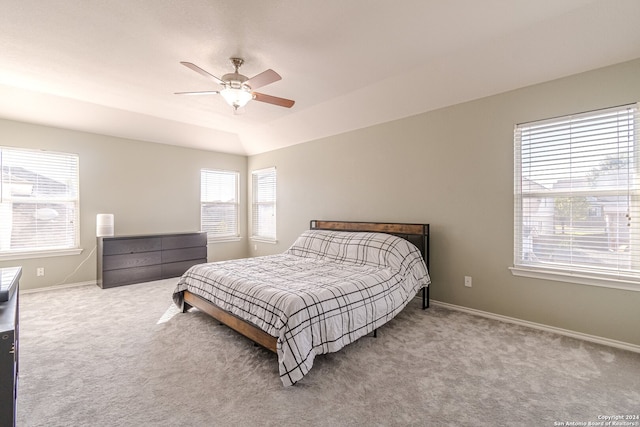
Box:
[173,230,430,386]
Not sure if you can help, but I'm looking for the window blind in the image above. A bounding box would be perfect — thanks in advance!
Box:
[251,167,276,241]
[514,103,640,285]
[0,147,79,255]
[200,169,239,240]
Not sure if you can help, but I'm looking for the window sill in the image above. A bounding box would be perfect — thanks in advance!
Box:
[250,237,277,244]
[0,248,83,261]
[509,266,640,292]
[207,237,242,244]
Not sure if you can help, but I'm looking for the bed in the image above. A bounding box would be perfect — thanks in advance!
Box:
[172,220,430,386]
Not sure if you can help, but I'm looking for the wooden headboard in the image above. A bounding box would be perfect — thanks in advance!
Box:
[309,220,430,270]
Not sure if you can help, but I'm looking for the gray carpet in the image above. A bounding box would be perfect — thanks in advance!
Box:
[17,279,640,427]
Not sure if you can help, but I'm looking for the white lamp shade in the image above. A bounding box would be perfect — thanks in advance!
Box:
[96,214,114,237]
[220,87,253,109]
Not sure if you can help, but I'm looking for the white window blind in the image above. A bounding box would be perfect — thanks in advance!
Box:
[251,167,276,241]
[0,147,79,256]
[200,169,239,241]
[513,103,640,287]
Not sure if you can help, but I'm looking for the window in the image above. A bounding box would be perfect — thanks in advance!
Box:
[513,103,640,290]
[0,147,80,258]
[251,167,276,242]
[200,169,239,241]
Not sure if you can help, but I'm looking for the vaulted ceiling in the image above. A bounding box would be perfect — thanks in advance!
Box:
[1,0,639,155]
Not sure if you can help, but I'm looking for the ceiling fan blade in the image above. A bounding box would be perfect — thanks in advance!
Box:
[174,90,220,95]
[180,62,223,85]
[253,92,295,108]
[245,69,281,90]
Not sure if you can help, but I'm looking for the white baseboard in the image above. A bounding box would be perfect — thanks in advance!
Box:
[431,300,640,354]
[20,280,96,294]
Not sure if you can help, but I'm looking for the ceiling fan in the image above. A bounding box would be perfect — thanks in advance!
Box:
[175,58,295,111]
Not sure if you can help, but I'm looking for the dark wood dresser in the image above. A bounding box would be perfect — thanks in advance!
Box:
[0,266,21,427]
[97,232,207,288]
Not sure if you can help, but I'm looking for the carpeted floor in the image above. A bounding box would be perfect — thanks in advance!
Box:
[16,279,640,426]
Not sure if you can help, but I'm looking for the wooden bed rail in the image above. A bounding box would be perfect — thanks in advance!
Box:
[183,291,278,353]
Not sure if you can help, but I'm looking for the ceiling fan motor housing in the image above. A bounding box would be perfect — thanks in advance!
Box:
[222,72,249,90]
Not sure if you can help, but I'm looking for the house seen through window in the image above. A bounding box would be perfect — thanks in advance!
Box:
[513,103,640,288]
[0,146,80,257]
[200,169,239,241]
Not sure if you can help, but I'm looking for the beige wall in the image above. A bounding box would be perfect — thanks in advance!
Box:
[248,58,640,346]
[0,119,248,290]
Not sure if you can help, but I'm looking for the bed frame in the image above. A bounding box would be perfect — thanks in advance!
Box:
[180,220,430,354]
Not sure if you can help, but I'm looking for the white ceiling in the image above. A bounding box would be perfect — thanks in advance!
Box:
[1,0,639,156]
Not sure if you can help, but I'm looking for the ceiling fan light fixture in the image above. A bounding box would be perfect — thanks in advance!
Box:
[220,86,253,109]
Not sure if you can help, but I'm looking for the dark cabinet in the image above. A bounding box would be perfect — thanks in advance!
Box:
[97,232,207,288]
[0,266,21,427]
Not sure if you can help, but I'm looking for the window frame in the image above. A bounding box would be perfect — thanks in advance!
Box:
[511,103,640,291]
[0,146,81,260]
[200,168,241,243]
[251,167,277,243]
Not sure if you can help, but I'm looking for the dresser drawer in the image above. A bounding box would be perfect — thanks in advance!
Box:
[162,233,207,250]
[102,265,162,288]
[102,237,162,255]
[162,246,207,264]
[102,251,162,271]
[162,259,206,279]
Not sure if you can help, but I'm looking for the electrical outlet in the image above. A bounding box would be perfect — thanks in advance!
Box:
[464,276,472,287]
[37,267,45,277]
